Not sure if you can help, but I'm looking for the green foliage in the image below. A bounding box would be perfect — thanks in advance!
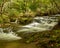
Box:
[0,0,2,4]
[0,0,60,18]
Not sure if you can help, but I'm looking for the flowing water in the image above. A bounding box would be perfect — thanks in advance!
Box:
[0,16,60,48]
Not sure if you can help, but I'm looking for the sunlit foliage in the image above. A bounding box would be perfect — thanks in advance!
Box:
[0,0,60,24]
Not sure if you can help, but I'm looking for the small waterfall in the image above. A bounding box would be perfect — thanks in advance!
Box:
[0,28,22,41]
[17,16,59,33]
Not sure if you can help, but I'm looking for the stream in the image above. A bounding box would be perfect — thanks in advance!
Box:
[0,16,59,40]
[0,16,60,48]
